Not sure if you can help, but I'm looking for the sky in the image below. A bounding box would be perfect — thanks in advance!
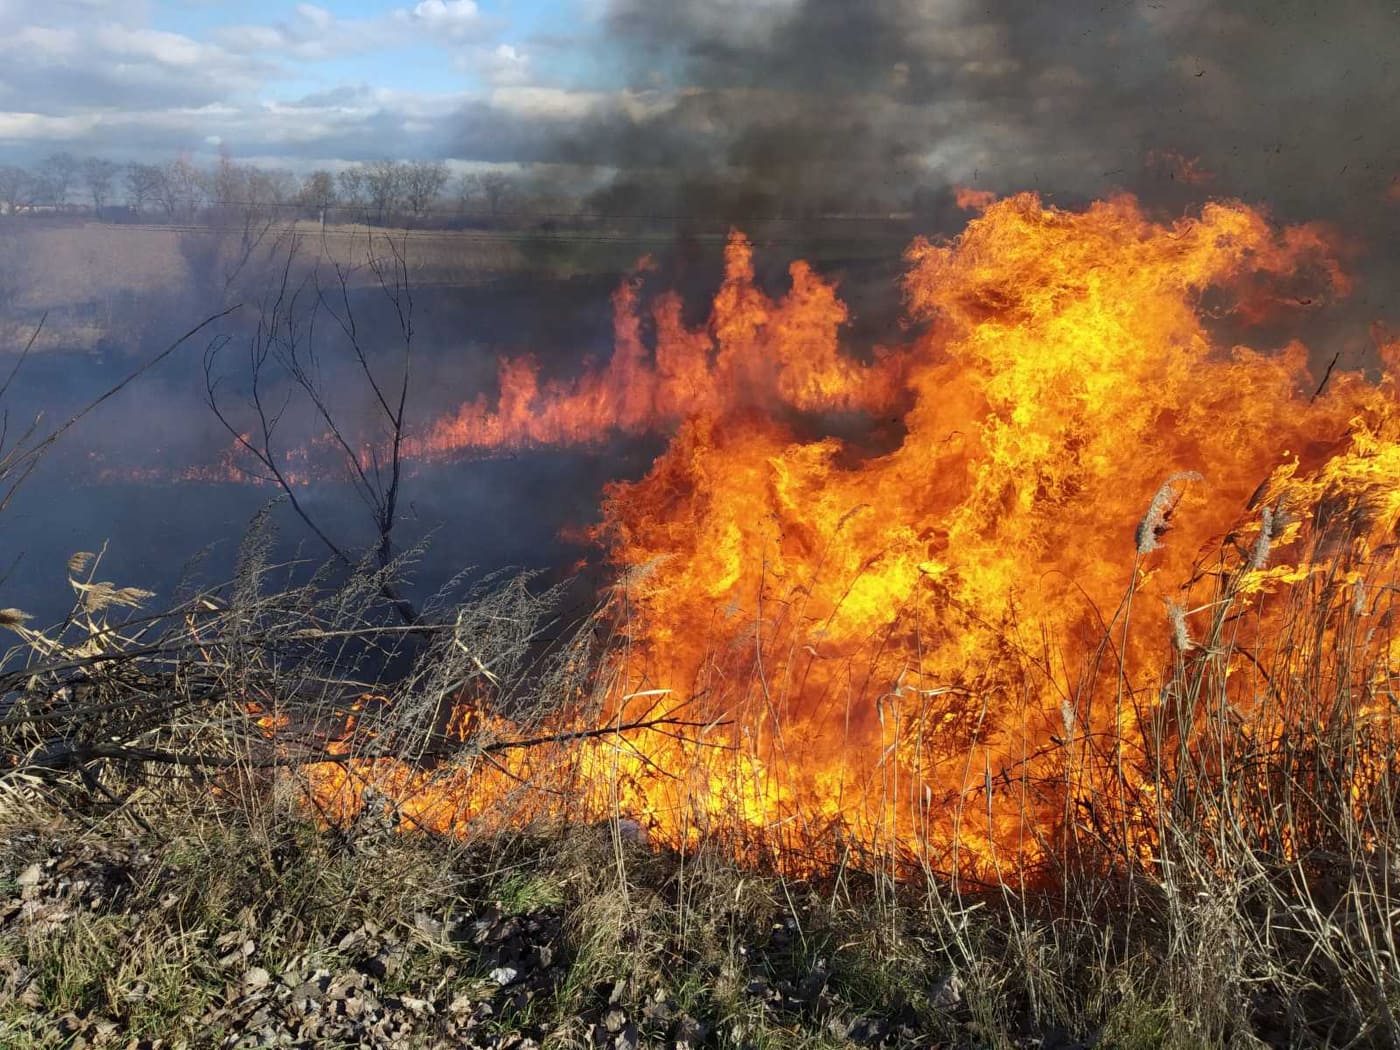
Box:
[0,0,630,170]
[1,0,1396,222]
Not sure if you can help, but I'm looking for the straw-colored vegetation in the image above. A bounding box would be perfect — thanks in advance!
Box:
[2,210,1396,1047]
[1,488,1397,1049]
[0,218,653,355]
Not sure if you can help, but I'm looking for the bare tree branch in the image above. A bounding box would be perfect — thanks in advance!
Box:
[204,233,421,626]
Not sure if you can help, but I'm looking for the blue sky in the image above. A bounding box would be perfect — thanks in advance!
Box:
[0,0,636,169]
[153,0,597,97]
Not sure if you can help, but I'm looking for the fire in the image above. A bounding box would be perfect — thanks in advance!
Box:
[304,193,1400,877]
[404,233,905,458]
[1146,149,1215,186]
[954,186,998,211]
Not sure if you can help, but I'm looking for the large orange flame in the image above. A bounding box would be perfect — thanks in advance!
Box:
[405,233,905,458]
[306,193,1400,877]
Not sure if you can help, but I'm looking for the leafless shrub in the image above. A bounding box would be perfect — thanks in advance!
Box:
[203,231,420,626]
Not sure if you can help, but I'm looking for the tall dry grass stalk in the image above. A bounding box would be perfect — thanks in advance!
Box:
[5,470,1399,1046]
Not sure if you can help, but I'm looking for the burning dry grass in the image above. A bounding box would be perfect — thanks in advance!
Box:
[172,195,1400,886]
[6,193,1400,1045]
[1,498,1398,1046]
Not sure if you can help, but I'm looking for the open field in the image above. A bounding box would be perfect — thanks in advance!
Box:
[0,217,916,354]
[0,219,646,304]
[0,219,642,354]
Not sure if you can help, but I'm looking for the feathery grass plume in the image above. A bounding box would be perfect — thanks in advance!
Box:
[78,582,114,613]
[1248,506,1276,570]
[618,555,673,590]
[1352,579,1367,616]
[1059,699,1076,739]
[1166,599,1194,651]
[0,608,32,630]
[78,582,155,614]
[112,587,156,608]
[1135,472,1203,555]
[66,551,94,577]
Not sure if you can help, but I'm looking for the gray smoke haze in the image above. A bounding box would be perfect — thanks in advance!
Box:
[494,0,1400,226]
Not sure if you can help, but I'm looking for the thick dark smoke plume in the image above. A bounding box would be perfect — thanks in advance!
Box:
[502,0,1400,233]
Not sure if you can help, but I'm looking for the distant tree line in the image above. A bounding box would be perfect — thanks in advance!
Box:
[0,151,563,228]
[0,151,972,232]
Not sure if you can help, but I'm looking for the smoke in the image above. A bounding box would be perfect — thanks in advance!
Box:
[0,225,639,623]
[520,0,1400,228]
[8,2,1399,620]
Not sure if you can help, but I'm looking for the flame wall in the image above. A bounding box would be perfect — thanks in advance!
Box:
[308,193,1400,877]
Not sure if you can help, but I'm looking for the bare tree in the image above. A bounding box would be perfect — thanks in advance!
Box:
[208,151,247,210]
[297,170,338,230]
[298,170,337,211]
[246,167,296,212]
[459,171,518,220]
[80,158,120,213]
[0,166,33,215]
[362,160,404,224]
[37,152,79,210]
[204,234,421,625]
[155,158,207,221]
[209,158,294,227]
[402,161,449,220]
[336,167,366,213]
[452,172,474,215]
[125,163,163,213]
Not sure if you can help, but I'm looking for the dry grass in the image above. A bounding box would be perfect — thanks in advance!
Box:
[0,217,652,357]
[0,219,636,312]
[2,485,1399,1047]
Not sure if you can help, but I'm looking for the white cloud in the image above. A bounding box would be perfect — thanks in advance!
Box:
[489,86,604,121]
[0,111,101,141]
[407,0,480,31]
[488,85,672,123]
[482,43,531,86]
[217,6,390,61]
[294,4,334,32]
[218,0,486,62]
[0,17,269,119]
[0,0,663,168]
[216,25,288,52]
[9,26,81,59]
[403,0,484,39]
[94,25,222,68]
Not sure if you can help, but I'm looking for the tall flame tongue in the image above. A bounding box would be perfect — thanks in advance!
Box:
[405,232,905,458]
[309,193,1400,876]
